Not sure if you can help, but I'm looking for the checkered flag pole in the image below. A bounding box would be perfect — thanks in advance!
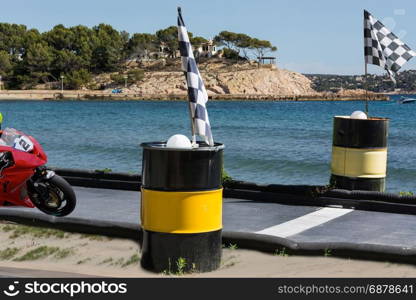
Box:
[177,7,214,147]
[364,10,416,83]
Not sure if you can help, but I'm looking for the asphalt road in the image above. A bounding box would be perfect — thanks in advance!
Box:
[1,186,416,249]
[0,267,92,278]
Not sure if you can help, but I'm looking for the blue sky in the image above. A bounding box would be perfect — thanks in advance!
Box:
[1,0,416,75]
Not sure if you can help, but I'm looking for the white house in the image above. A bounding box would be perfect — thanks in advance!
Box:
[195,40,217,58]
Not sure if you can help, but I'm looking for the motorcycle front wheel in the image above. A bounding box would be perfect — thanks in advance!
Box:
[30,175,77,217]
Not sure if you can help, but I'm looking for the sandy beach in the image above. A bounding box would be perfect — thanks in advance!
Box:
[0,222,415,278]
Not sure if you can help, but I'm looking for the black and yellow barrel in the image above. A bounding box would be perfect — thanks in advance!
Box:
[140,141,224,273]
[330,116,389,192]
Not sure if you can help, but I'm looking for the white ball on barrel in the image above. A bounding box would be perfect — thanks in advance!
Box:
[350,111,367,119]
[166,134,192,149]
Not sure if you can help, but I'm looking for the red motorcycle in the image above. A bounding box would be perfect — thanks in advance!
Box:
[0,128,76,216]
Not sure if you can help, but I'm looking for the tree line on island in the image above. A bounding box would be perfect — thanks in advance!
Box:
[0,23,277,90]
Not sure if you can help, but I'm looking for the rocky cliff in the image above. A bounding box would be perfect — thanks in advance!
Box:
[102,59,315,96]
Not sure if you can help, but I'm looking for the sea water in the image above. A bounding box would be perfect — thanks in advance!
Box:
[0,96,414,193]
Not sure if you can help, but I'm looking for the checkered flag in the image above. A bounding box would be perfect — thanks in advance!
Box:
[364,9,416,83]
[177,7,214,146]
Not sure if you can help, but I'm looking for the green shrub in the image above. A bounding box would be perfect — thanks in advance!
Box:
[221,168,232,184]
[0,247,19,260]
[110,73,125,85]
[64,69,92,89]
[111,69,144,86]
[222,48,240,60]
[15,246,59,261]
[127,69,144,82]
[399,191,414,196]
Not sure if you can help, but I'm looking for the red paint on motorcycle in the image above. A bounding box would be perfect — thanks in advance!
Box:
[0,130,47,207]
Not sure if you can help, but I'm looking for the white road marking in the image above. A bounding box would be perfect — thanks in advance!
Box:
[255,207,353,238]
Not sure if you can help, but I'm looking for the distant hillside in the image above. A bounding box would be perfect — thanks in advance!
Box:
[306,70,416,93]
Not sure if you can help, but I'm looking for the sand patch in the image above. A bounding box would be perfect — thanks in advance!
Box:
[0,222,415,277]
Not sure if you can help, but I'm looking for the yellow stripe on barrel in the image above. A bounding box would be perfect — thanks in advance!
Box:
[141,188,222,234]
[331,146,387,178]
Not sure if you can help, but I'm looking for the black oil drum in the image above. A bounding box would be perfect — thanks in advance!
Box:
[140,141,224,273]
[330,116,389,192]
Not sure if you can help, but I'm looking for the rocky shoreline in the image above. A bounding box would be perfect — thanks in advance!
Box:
[0,60,390,101]
[0,90,388,101]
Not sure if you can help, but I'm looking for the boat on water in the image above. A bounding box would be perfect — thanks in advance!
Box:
[397,96,416,104]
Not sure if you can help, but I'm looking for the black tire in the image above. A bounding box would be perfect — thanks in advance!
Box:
[31,175,77,217]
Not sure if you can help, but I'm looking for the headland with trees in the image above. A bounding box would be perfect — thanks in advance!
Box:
[0,23,277,91]
[0,22,393,101]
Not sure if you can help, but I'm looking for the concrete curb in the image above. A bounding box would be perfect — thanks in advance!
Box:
[52,168,140,191]
[0,210,140,241]
[1,211,416,265]
[52,168,416,216]
[224,189,416,215]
